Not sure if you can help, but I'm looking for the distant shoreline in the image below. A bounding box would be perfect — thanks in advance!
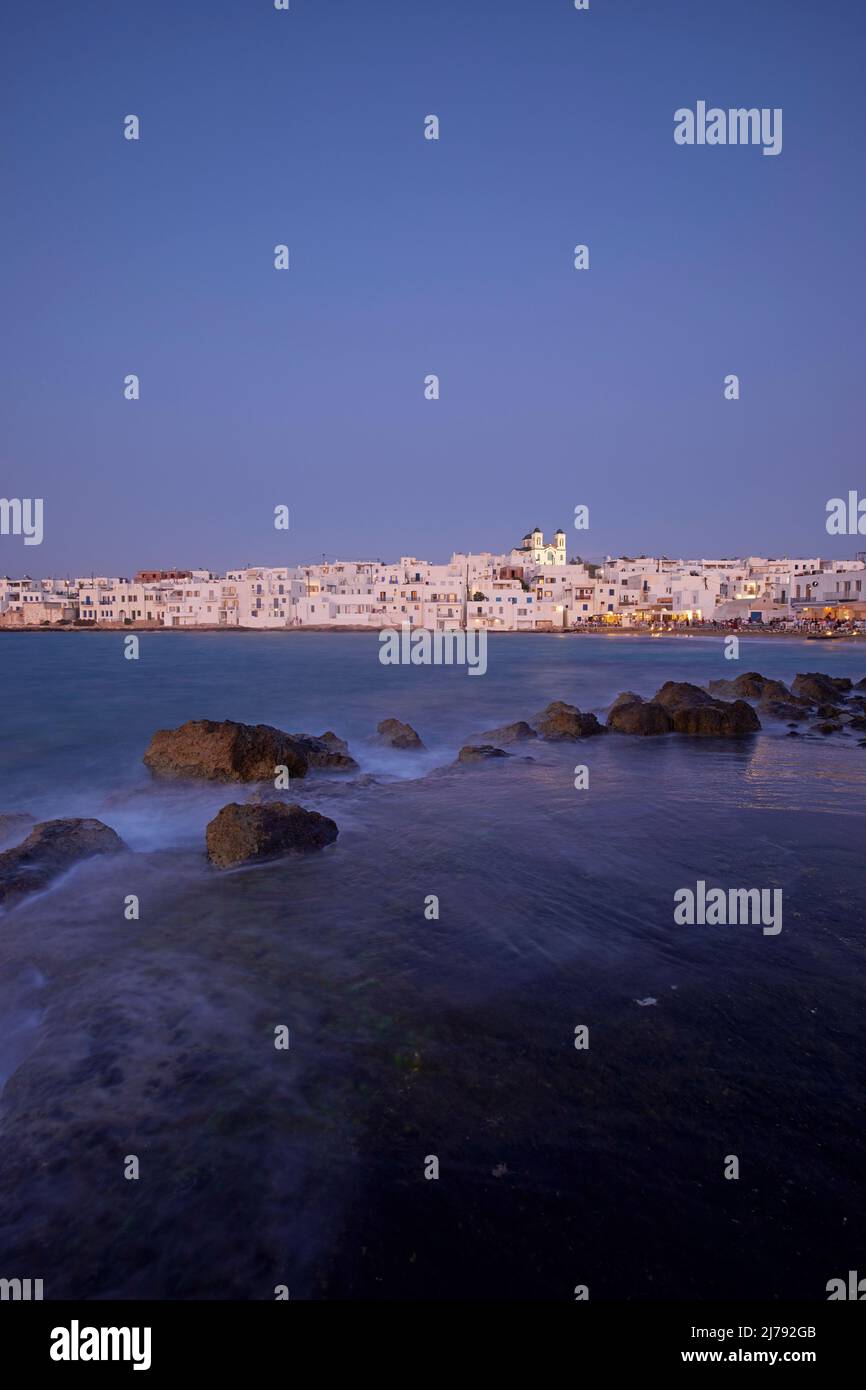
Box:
[2,624,864,641]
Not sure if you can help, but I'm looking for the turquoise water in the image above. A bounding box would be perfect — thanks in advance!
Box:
[0,631,864,1299]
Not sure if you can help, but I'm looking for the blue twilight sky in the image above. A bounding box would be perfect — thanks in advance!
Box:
[1,0,864,575]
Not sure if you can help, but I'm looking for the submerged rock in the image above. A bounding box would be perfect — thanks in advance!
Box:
[285,732,358,771]
[0,818,126,908]
[456,745,511,764]
[205,802,339,869]
[607,696,673,736]
[376,718,425,750]
[761,700,810,723]
[144,719,321,782]
[535,702,606,740]
[792,673,851,705]
[471,720,537,745]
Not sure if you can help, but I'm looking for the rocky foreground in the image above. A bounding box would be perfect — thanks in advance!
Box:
[0,818,127,910]
[1,671,863,904]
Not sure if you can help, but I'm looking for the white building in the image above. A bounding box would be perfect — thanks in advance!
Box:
[513,526,567,567]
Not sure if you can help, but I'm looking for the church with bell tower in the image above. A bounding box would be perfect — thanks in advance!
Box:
[516,526,567,566]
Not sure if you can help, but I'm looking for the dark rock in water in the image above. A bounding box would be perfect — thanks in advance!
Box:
[792,673,850,705]
[376,718,425,750]
[815,704,843,720]
[535,701,606,740]
[143,719,311,782]
[653,682,759,737]
[607,697,673,736]
[0,812,36,847]
[671,699,760,738]
[708,671,788,701]
[762,700,810,723]
[205,802,338,869]
[286,732,358,771]
[856,677,866,690]
[471,720,537,745]
[608,691,646,714]
[318,731,349,755]
[456,745,511,764]
[761,678,796,703]
[848,715,866,732]
[786,730,801,738]
[0,818,126,908]
[653,681,717,712]
[815,721,843,735]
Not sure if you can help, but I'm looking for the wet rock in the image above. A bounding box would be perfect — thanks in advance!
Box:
[143,719,311,782]
[653,681,717,712]
[535,702,606,740]
[608,691,645,714]
[0,812,36,847]
[205,802,338,869]
[0,818,126,909]
[653,681,759,737]
[456,745,511,764]
[376,718,425,750]
[792,673,850,705]
[708,672,789,701]
[815,721,843,735]
[815,704,843,720]
[786,730,801,738]
[318,731,350,756]
[286,732,358,771]
[761,700,810,723]
[606,696,673,736]
[856,677,866,690]
[848,715,866,732]
[471,720,537,745]
[670,699,760,738]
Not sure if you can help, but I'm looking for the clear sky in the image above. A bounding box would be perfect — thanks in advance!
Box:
[1,0,864,575]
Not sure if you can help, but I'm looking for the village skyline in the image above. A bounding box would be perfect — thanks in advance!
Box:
[3,527,865,631]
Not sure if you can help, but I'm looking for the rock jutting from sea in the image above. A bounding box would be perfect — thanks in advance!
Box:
[205,801,339,869]
[143,718,358,781]
[0,818,127,909]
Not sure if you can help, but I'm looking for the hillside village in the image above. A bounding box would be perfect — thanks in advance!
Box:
[2,527,865,631]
